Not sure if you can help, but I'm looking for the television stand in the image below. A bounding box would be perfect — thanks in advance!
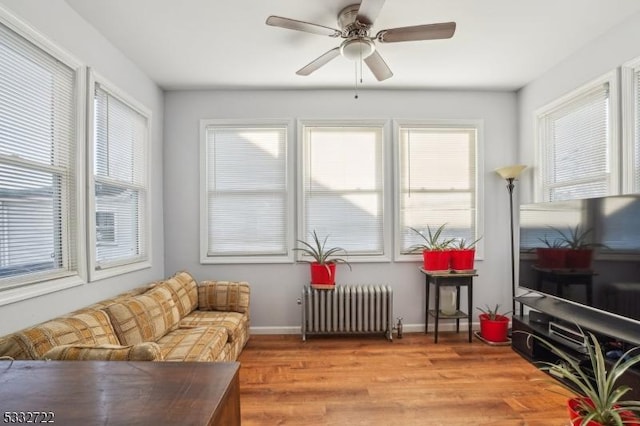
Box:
[513,295,640,400]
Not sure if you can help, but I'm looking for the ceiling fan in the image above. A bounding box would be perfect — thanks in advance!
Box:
[265,0,456,82]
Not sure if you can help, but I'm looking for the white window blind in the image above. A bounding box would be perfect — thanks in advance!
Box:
[0,19,80,290]
[398,126,478,254]
[300,124,385,257]
[538,81,613,201]
[202,123,290,261]
[91,81,149,273]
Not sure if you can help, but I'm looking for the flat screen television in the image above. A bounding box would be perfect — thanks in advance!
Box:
[518,194,640,325]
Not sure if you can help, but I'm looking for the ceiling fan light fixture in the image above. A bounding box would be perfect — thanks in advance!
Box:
[340,38,375,60]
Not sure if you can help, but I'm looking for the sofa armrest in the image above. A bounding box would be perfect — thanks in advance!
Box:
[41,342,163,361]
[198,281,250,314]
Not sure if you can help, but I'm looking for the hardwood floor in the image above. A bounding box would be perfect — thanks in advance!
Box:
[238,332,571,425]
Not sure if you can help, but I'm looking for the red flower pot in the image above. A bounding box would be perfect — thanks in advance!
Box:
[423,250,451,272]
[567,397,640,426]
[450,249,476,272]
[479,313,509,342]
[310,263,336,285]
[565,249,593,269]
[536,248,568,269]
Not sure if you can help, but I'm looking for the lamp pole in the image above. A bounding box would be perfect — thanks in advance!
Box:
[495,164,526,317]
[506,177,516,315]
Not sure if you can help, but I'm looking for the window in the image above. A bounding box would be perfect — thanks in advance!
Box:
[200,120,292,263]
[536,72,619,201]
[95,211,115,244]
[395,121,483,259]
[0,11,85,303]
[88,72,150,279]
[299,121,388,260]
[622,57,640,193]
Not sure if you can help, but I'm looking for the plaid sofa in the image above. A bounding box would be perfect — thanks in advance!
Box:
[0,272,250,362]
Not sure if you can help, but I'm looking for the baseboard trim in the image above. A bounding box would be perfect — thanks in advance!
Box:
[250,322,480,336]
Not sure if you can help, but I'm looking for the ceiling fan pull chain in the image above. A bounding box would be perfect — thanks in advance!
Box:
[354,60,359,99]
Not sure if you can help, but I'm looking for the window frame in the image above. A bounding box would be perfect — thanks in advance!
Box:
[622,56,640,193]
[296,119,391,263]
[86,69,152,281]
[199,119,295,264]
[534,70,620,202]
[0,6,87,306]
[393,119,485,262]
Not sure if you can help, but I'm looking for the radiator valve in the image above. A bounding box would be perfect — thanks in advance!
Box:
[396,317,403,339]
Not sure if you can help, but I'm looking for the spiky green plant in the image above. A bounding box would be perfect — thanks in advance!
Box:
[528,330,640,425]
[293,230,351,269]
[407,224,455,253]
[476,304,512,320]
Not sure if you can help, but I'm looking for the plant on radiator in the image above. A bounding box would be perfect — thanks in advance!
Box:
[294,230,351,288]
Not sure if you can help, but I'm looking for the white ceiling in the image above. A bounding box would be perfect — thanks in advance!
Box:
[64,0,640,91]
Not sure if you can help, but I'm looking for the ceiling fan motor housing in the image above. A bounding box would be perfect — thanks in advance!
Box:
[340,37,375,60]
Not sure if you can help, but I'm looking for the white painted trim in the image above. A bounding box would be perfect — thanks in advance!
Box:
[296,118,392,262]
[199,119,295,264]
[0,5,88,302]
[86,69,153,281]
[533,70,620,200]
[621,56,640,193]
[249,322,482,336]
[392,119,485,261]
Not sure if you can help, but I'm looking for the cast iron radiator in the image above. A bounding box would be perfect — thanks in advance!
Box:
[300,284,393,341]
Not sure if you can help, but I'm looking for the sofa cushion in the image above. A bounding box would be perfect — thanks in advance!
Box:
[0,310,119,360]
[42,342,163,361]
[156,326,228,362]
[180,311,248,343]
[105,286,180,345]
[198,281,250,313]
[159,271,198,318]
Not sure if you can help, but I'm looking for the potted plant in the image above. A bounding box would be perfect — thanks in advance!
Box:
[477,304,512,343]
[294,230,351,289]
[536,234,570,269]
[450,237,482,272]
[553,225,606,270]
[527,330,640,425]
[408,224,455,272]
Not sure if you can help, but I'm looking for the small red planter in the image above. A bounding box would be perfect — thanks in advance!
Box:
[567,397,640,426]
[479,314,509,342]
[423,250,451,272]
[565,249,593,269]
[450,249,476,272]
[310,263,336,285]
[536,248,568,269]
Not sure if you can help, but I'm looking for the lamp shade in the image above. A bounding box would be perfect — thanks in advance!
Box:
[495,164,527,180]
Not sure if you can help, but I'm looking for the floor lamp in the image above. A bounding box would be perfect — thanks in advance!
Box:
[495,165,527,316]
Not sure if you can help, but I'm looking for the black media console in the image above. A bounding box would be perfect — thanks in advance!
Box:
[512,295,640,400]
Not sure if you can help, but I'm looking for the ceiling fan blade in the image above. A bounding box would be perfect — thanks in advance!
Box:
[296,47,341,76]
[377,22,456,43]
[364,50,393,81]
[266,16,341,37]
[356,0,386,26]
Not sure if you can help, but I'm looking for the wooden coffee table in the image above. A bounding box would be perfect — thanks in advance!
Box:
[0,360,240,425]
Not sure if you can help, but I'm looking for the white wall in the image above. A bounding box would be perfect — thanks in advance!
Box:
[517,11,640,202]
[164,89,518,332]
[0,0,165,335]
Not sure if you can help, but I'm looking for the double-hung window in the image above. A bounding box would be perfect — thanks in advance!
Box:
[298,120,388,260]
[536,72,619,201]
[88,72,150,279]
[622,57,640,192]
[200,120,292,263]
[396,121,482,259]
[0,12,85,303]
